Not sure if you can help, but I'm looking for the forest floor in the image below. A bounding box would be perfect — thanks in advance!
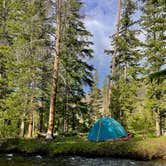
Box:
[0,136,166,161]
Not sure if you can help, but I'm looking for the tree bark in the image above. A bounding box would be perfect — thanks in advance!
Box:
[20,95,28,138]
[107,0,121,116]
[28,111,33,138]
[28,75,35,138]
[39,109,43,132]
[155,110,161,137]
[19,113,25,138]
[124,62,127,82]
[46,0,61,139]
[63,119,68,133]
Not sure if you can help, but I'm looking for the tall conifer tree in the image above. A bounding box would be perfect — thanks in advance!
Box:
[106,0,141,124]
[141,0,166,136]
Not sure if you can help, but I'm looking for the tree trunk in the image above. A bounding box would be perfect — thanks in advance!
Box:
[39,109,43,132]
[19,120,25,138]
[107,0,121,116]
[28,112,33,138]
[63,119,68,133]
[155,110,161,137]
[124,62,127,82]
[19,96,28,138]
[46,0,61,139]
[19,113,25,138]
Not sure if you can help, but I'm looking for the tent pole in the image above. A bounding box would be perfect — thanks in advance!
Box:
[96,121,102,142]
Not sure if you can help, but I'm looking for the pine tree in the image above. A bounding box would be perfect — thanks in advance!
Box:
[46,0,94,137]
[102,76,109,115]
[57,0,94,133]
[0,0,26,137]
[105,0,121,116]
[141,0,166,136]
[46,0,62,139]
[88,70,103,123]
[0,0,22,111]
[106,0,141,124]
[0,0,52,138]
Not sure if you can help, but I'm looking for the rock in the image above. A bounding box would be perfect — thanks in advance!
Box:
[7,158,12,161]
[53,132,58,136]
[36,155,42,159]
[6,154,13,157]
[129,161,135,165]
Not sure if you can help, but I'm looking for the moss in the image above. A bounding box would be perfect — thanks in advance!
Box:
[17,139,48,154]
[0,136,166,160]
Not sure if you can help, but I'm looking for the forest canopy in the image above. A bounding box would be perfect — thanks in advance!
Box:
[0,0,165,139]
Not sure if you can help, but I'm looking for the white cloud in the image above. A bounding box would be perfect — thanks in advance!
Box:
[82,0,117,88]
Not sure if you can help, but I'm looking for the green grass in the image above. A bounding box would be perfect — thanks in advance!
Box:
[0,136,166,160]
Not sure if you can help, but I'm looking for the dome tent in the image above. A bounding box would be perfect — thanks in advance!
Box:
[88,116,128,142]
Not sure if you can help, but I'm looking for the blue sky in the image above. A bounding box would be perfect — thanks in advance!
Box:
[81,0,118,90]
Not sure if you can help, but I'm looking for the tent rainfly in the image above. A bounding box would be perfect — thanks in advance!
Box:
[88,116,128,142]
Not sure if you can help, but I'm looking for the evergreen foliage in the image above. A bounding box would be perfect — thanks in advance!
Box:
[0,0,94,138]
[0,0,165,139]
[54,0,94,134]
[140,0,166,136]
[106,0,141,126]
[106,0,165,136]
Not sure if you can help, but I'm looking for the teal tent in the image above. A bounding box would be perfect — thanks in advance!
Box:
[88,116,128,142]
